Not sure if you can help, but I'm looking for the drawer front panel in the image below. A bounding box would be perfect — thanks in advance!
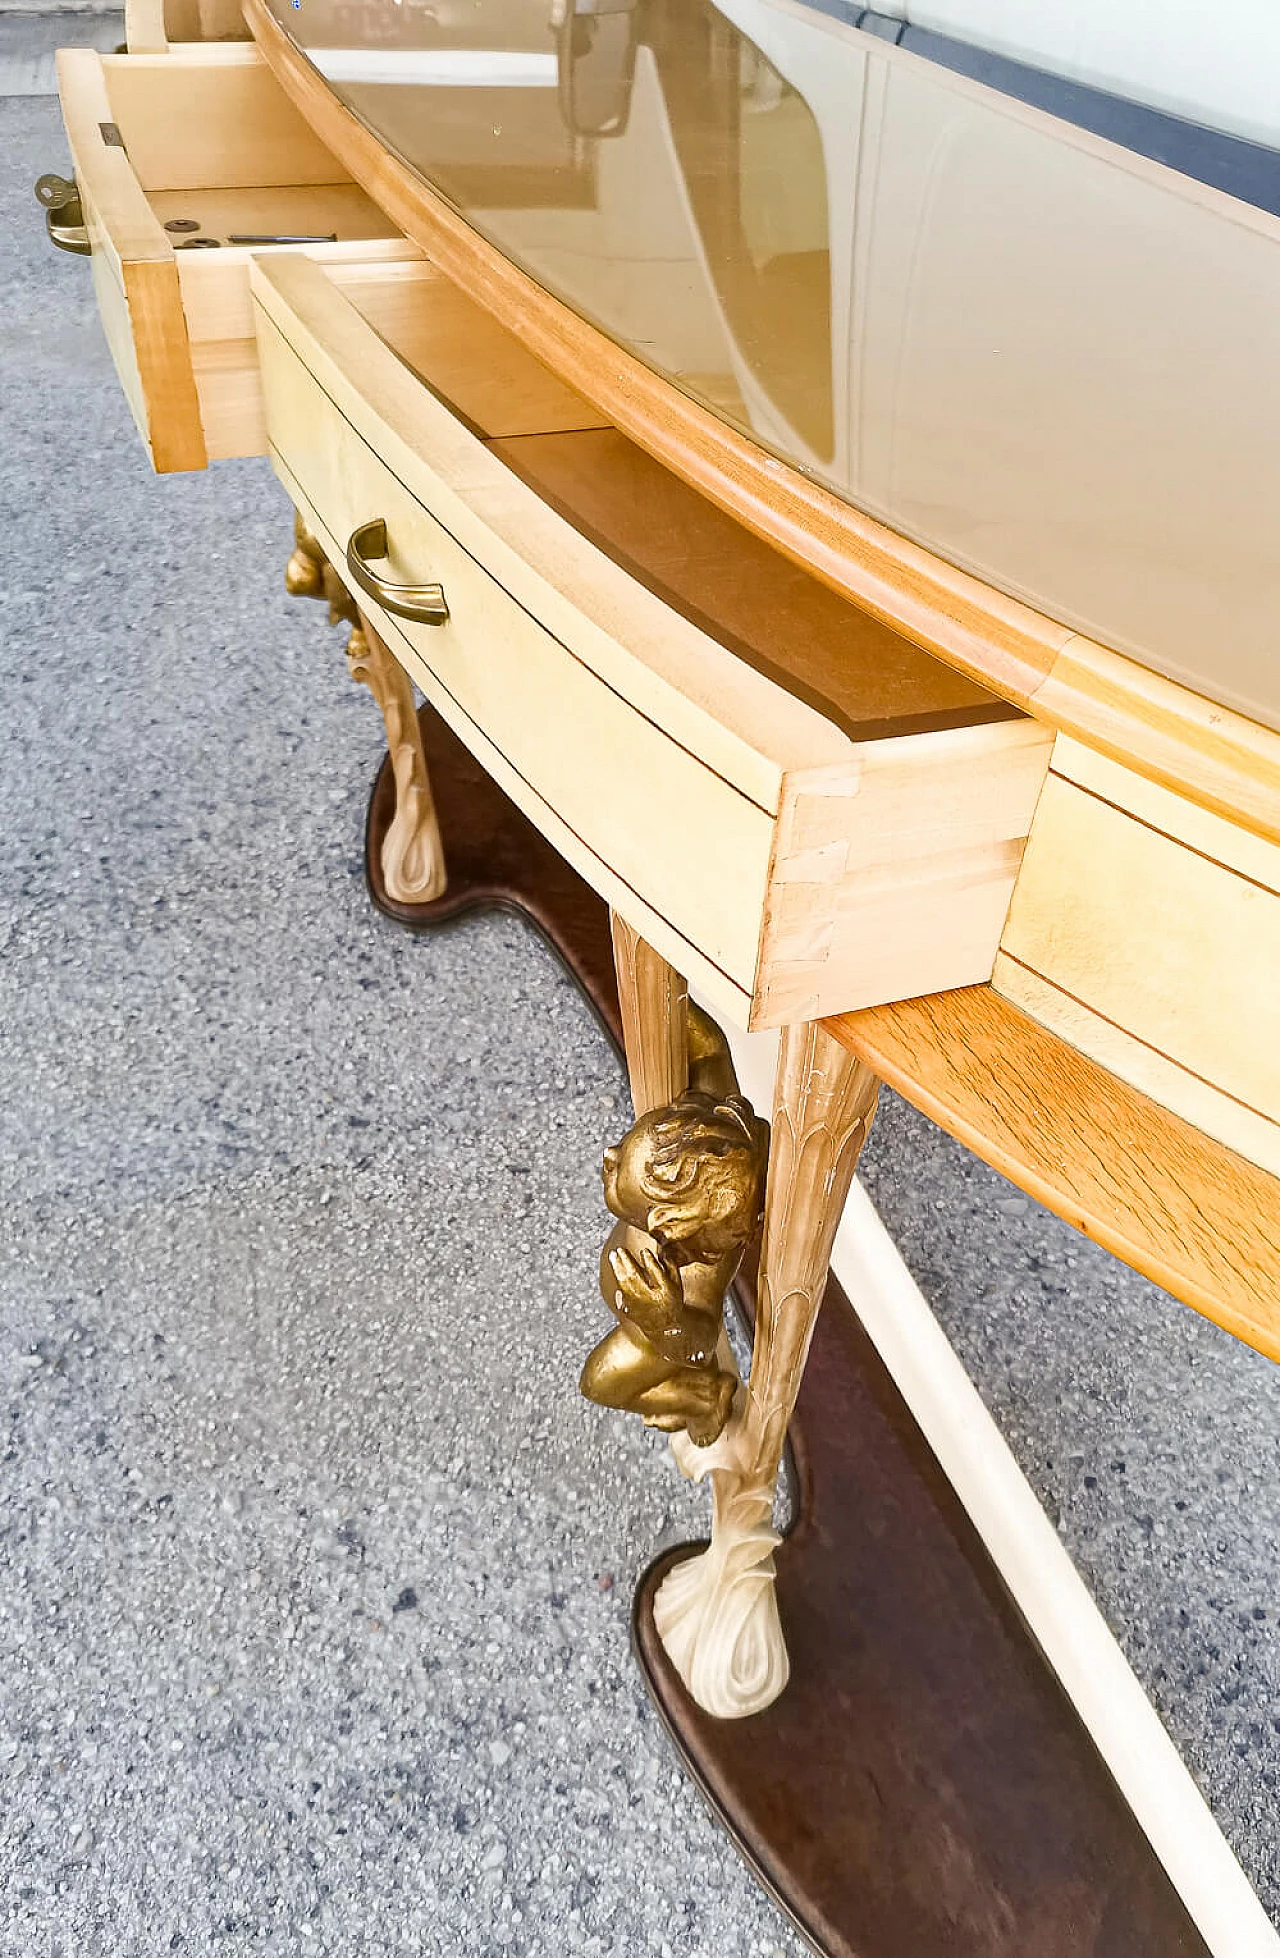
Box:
[257,309,775,1003]
[996,739,1280,1177]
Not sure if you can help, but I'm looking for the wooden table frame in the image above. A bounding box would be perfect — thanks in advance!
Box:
[48,9,1280,1945]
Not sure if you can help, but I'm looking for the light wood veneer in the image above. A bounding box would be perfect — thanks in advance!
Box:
[252,250,1051,1028]
[244,0,1280,854]
[828,987,1280,1364]
[996,738,1280,1180]
[56,45,411,470]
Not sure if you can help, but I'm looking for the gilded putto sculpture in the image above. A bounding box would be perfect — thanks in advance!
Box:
[580,1010,769,1447]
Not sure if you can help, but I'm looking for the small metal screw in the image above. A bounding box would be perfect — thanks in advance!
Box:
[164,217,201,234]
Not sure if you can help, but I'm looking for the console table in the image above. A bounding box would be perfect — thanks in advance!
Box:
[43,2,1279,1949]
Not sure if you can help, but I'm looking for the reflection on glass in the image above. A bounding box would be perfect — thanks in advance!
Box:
[646,10,832,458]
[273,0,1280,731]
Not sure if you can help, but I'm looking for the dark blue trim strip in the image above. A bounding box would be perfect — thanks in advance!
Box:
[831,7,1280,218]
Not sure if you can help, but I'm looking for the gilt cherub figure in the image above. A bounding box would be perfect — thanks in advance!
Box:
[580,1010,770,1447]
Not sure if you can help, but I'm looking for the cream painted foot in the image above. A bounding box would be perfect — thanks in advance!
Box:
[660,1020,879,1717]
[284,510,447,906]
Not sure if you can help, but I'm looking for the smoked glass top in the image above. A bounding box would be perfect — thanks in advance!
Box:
[268,0,1280,730]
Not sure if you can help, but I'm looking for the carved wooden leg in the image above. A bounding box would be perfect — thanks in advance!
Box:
[593,919,879,1715]
[346,619,447,906]
[603,916,747,1398]
[610,912,688,1116]
[285,511,327,599]
[284,510,447,906]
[659,1020,879,1717]
[347,785,1202,1948]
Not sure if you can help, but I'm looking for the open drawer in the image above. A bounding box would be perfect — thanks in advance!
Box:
[124,0,249,55]
[53,45,413,472]
[252,250,1055,1030]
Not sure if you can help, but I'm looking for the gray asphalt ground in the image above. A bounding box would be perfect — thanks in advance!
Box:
[2,27,1277,1952]
[0,9,120,94]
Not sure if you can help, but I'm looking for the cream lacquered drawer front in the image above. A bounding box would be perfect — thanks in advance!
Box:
[255,268,777,1015]
[995,737,1280,1180]
[53,45,411,473]
[252,251,1054,1031]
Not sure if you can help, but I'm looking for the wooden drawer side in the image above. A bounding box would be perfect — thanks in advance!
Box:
[177,238,419,464]
[288,462,761,1022]
[57,50,206,472]
[101,50,350,192]
[754,717,1053,1027]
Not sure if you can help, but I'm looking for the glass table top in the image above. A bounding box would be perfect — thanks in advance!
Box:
[267,0,1280,731]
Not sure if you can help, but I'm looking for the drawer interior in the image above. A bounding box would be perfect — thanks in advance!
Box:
[148,183,390,250]
[125,0,249,54]
[324,257,1020,746]
[59,46,408,469]
[100,49,398,254]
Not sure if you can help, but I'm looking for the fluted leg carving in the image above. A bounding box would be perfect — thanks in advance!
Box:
[660,1020,879,1718]
[610,912,688,1117]
[284,510,446,906]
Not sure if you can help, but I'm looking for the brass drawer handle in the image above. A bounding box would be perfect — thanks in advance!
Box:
[345,519,449,627]
[35,173,91,257]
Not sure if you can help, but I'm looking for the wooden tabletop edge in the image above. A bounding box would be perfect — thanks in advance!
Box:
[827,987,1280,1366]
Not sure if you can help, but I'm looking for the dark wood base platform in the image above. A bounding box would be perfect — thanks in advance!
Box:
[365,701,1209,1958]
